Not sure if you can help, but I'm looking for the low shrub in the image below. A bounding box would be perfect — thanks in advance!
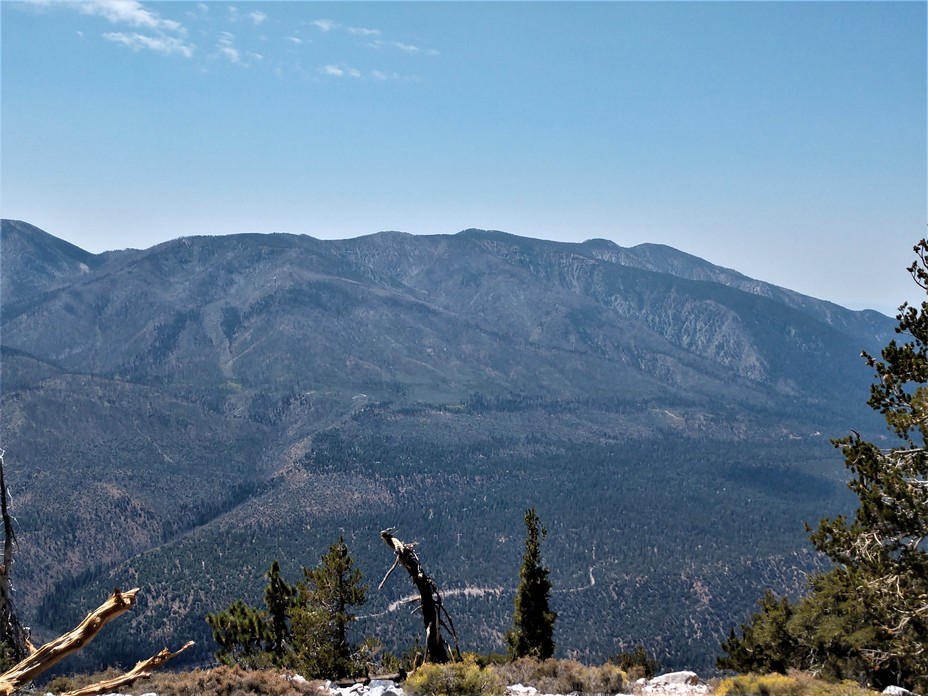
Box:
[492,656,628,695]
[610,645,658,681]
[714,672,876,696]
[715,673,803,696]
[405,654,505,696]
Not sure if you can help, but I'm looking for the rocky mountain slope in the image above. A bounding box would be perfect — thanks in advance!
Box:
[0,219,895,672]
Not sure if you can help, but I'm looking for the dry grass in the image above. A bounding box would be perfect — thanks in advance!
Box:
[44,665,327,696]
[712,671,878,696]
[491,657,629,695]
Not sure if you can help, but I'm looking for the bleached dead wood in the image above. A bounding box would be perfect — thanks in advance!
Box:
[61,641,194,696]
[0,587,192,696]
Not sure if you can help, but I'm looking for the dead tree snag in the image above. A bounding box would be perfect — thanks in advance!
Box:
[379,528,458,665]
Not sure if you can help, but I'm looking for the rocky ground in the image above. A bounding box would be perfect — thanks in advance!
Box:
[325,670,710,696]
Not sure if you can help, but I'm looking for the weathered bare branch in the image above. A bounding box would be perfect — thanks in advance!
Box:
[379,556,400,591]
[0,588,140,695]
[61,641,194,696]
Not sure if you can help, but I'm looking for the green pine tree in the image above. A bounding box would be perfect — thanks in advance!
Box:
[717,590,798,675]
[291,536,367,679]
[264,559,297,661]
[719,240,928,692]
[806,242,928,689]
[206,560,296,668]
[507,507,556,660]
[204,559,297,669]
[205,597,275,669]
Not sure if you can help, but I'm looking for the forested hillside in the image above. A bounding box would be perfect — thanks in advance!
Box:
[0,220,895,672]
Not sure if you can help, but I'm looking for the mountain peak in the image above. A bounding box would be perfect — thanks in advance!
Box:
[581,238,620,250]
[1,219,99,304]
[456,228,522,241]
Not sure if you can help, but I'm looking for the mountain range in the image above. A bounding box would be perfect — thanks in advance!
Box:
[0,219,897,673]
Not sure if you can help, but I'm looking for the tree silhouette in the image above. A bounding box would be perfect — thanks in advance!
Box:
[507,508,556,660]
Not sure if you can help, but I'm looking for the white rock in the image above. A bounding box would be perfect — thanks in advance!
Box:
[641,671,710,696]
[650,672,700,686]
[883,688,914,696]
[325,681,406,696]
[507,684,538,695]
[330,684,366,696]
[369,679,398,689]
[368,681,404,696]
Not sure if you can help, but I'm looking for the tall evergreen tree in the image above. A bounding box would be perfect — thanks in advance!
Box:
[807,240,928,688]
[719,240,928,691]
[264,560,297,659]
[291,536,367,678]
[507,507,556,660]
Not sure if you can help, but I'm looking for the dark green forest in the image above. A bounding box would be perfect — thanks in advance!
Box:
[34,397,850,675]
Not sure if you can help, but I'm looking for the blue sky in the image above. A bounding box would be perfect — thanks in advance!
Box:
[2,1,925,314]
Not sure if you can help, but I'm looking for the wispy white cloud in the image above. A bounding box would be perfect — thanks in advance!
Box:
[369,39,438,56]
[186,3,208,20]
[217,30,240,63]
[103,31,193,57]
[370,70,411,82]
[31,0,196,58]
[321,64,361,78]
[348,26,381,37]
[26,1,434,79]
[219,46,240,62]
[213,32,262,67]
[78,0,182,33]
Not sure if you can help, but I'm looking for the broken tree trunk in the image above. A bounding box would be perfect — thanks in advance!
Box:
[0,587,191,696]
[0,455,191,694]
[379,529,457,664]
[0,450,30,665]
